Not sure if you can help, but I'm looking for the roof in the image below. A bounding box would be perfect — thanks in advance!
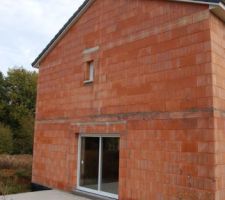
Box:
[173,0,224,4]
[32,0,225,68]
[196,0,220,2]
[197,0,223,3]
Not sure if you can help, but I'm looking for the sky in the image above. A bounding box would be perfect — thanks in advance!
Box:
[0,0,85,75]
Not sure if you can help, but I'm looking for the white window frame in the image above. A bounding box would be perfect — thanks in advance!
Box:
[76,134,119,199]
[84,61,94,84]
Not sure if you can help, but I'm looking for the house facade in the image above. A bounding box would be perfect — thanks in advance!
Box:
[32,0,225,199]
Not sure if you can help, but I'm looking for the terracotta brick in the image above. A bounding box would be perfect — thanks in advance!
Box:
[182,142,198,153]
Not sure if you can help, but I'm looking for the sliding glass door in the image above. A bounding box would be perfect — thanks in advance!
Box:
[78,136,119,199]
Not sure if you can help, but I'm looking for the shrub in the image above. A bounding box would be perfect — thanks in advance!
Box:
[0,124,13,154]
[16,168,32,179]
[13,115,34,154]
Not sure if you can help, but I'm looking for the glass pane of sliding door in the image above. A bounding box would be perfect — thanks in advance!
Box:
[101,138,119,194]
[78,136,119,198]
[80,137,99,190]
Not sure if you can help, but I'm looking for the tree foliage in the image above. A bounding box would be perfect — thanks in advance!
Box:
[0,68,38,154]
[0,72,8,123]
[0,123,13,154]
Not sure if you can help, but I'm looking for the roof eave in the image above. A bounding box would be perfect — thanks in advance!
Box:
[32,0,95,68]
[170,1,225,22]
[210,2,225,21]
[170,0,220,6]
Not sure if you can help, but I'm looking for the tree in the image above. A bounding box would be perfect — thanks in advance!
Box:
[5,68,38,154]
[0,123,13,154]
[0,67,38,154]
[6,68,37,115]
[0,72,8,124]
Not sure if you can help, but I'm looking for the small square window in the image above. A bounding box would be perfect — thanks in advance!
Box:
[84,61,94,84]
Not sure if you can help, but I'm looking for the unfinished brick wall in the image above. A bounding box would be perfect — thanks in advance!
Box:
[32,0,225,199]
[211,14,225,200]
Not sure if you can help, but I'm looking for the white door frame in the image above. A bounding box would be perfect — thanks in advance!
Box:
[76,134,119,199]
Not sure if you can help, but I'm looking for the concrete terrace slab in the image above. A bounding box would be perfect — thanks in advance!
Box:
[0,190,91,200]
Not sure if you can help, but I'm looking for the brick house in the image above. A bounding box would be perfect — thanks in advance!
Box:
[32,0,225,199]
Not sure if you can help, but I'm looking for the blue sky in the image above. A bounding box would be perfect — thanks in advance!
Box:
[0,0,85,75]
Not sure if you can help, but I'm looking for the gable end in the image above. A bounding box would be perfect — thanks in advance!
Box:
[32,0,225,68]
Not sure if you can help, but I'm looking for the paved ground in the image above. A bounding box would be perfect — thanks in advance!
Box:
[0,190,91,200]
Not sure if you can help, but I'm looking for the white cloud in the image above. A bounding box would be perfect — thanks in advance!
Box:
[0,0,85,75]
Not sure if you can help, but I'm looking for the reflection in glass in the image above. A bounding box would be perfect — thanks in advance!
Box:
[80,137,99,190]
[101,138,119,194]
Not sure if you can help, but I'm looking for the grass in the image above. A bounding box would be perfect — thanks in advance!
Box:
[0,154,32,195]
